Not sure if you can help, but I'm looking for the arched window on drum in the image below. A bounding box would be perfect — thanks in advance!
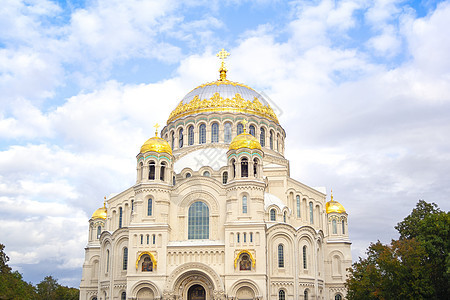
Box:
[249,125,256,136]
[211,123,219,143]
[224,122,232,143]
[188,125,194,145]
[237,123,244,135]
[260,127,265,147]
[199,124,206,144]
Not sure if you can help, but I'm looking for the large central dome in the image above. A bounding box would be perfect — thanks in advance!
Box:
[167,78,279,125]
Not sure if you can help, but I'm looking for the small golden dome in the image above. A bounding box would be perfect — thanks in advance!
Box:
[229,132,262,151]
[326,191,346,214]
[140,136,172,155]
[92,203,107,220]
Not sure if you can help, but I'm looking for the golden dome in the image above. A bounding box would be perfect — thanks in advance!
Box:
[229,132,262,151]
[140,136,172,155]
[167,80,279,125]
[326,191,346,214]
[92,203,107,220]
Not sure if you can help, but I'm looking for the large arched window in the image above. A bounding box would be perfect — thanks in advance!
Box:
[332,219,337,234]
[278,290,285,300]
[342,220,346,234]
[188,125,194,145]
[199,124,206,144]
[278,244,284,267]
[160,161,166,181]
[148,161,155,180]
[231,159,236,178]
[260,128,265,147]
[270,209,276,221]
[241,158,248,177]
[118,207,123,228]
[123,247,128,270]
[335,294,342,300]
[147,198,152,216]
[97,226,101,239]
[309,202,314,224]
[249,125,256,136]
[121,292,126,300]
[253,158,258,177]
[211,123,219,143]
[224,122,232,142]
[296,195,301,218]
[222,171,228,184]
[237,123,243,135]
[242,195,247,214]
[179,128,184,148]
[270,131,274,149]
[188,201,209,239]
[303,245,307,269]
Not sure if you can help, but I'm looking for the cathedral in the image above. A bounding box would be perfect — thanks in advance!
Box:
[79,49,352,300]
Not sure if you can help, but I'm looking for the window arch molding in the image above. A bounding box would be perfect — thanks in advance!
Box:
[145,195,155,217]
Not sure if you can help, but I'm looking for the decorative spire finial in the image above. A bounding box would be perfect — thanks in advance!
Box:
[330,189,333,201]
[216,48,230,81]
[103,196,107,208]
[154,123,160,137]
[241,119,248,133]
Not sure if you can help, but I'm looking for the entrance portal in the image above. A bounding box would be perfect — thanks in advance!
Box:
[187,284,206,300]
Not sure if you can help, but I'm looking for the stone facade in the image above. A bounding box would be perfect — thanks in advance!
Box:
[79,75,351,300]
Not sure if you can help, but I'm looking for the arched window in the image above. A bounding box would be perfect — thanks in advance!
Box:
[199,124,206,144]
[237,233,240,243]
[231,159,236,178]
[224,122,232,142]
[249,125,256,136]
[146,234,149,244]
[121,292,126,300]
[152,234,156,244]
[123,247,128,270]
[283,211,287,222]
[118,207,123,228]
[342,220,346,234]
[332,219,337,234]
[279,290,285,300]
[188,125,194,145]
[171,132,174,149]
[147,198,152,216]
[250,232,253,242]
[242,195,247,214]
[148,161,155,180]
[106,249,110,272]
[277,133,280,151]
[241,158,248,177]
[260,128,265,147]
[97,226,101,239]
[296,195,301,217]
[303,245,307,269]
[304,290,308,300]
[244,233,247,242]
[173,176,176,185]
[203,171,210,177]
[188,201,209,239]
[139,162,144,180]
[278,244,284,268]
[142,256,153,272]
[237,123,243,135]
[335,294,342,300]
[185,173,191,178]
[222,171,228,184]
[160,161,166,181]
[179,128,184,148]
[270,209,276,221]
[131,200,134,211]
[253,158,258,177]
[211,123,219,143]
[270,131,274,149]
[309,202,314,224]
[140,234,143,244]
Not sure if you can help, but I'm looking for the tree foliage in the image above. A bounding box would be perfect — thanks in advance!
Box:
[346,200,450,300]
[0,244,79,300]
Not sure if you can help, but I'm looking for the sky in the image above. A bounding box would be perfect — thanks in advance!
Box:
[1,0,449,288]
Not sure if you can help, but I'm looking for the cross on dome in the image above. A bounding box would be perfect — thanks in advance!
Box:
[154,123,160,136]
[216,48,230,81]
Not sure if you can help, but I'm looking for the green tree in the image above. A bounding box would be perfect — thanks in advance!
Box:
[0,243,36,300]
[36,275,79,300]
[346,200,450,300]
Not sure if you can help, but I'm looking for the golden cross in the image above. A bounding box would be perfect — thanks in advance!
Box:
[216,48,230,63]
[154,123,160,136]
[330,189,333,201]
[241,119,248,132]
